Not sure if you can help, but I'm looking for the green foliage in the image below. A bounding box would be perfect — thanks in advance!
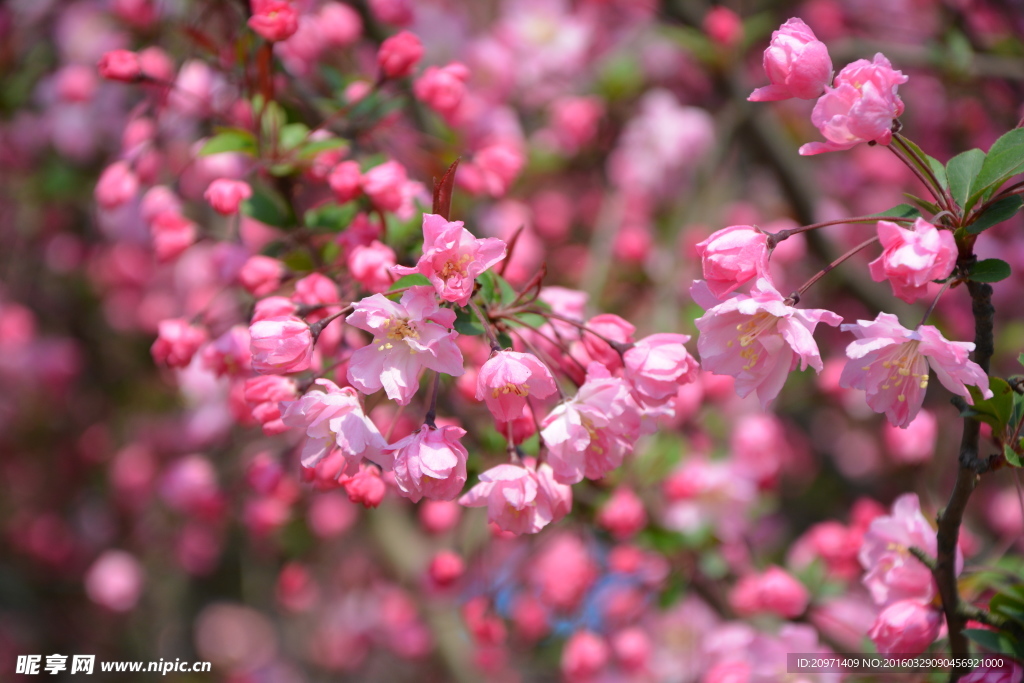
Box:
[963,378,1013,430]
[966,196,1023,234]
[241,185,292,228]
[946,148,986,211]
[966,258,1011,283]
[199,128,258,157]
[388,273,431,290]
[868,204,922,219]
[968,128,1024,211]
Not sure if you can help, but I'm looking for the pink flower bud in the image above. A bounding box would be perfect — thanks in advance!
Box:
[729,566,810,618]
[252,296,297,321]
[427,550,464,587]
[95,161,139,210]
[581,313,634,370]
[248,0,299,42]
[151,318,207,368]
[328,160,363,203]
[868,600,942,655]
[348,240,396,293]
[596,488,648,540]
[704,661,752,683]
[111,0,157,28]
[342,466,387,508]
[318,2,362,46]
[55,64,97,103]
[244,375,298,435]
[749,18,832,102]
[868,218,956,304]
[703,7,743,47]
[140,186,182,224]
[237,256,286,297]
[344,80,372,104]
[413,62,470,119]
[624,333,700,405]
[249,316,313,374]
[386,424,469,502]
[419,500,461,534]
[98,49,142,82]
[561,631,609,682]
[204,178,252,215]
[549,96,603,152]
[961,661,1024,683]
[695,225,770,298]
[150,211,198,262]
[361,160,408,212]
[611,627,651,673]
[84,550,145,612]
[377,30,423,79]
[369,0,414,26]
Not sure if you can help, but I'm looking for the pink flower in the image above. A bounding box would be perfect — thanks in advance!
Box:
[98,50,142,82]
[475,351,557,422]
[800,53,908,155]
[695,225,771,298]
[868,600,943,655]
[345,286,464,405]
[961,662,1024,683]
[339,464,387,507]
[541,364,641,485]
[237,255,285,297]
[244,375,298,436]
[348,240,396,293]
[868,218,956,303]
[84,551,145,612]
[581,313,634,370]
[549,96,603,152]
[749,18,832,102]
[840,313,991,428]
[883,409,937,464]
[859,493,961,606]
[693,278,842,408]
[201,325,251,376]
[95,161,139,210]
[428,550,464,587]
[461,141,524,197]
[561,631,609,682]
[252,296,297,321]
[151,318,207,368]
[703,7,743,47]
[729,566,810,619]
[413,62,470,119]
[377,30,423,79]
[392,213,507,306]
[386,424,468,502]
[204,178,252,215]
[369,0,413,26]
[328,160,363,203]
[249,316,313,374]
[292,272,339,311]
[623,333,700,407]
[280,379,388,469]
[318,3,362,46]
[361,160,408,213]
[596,487,647,540]
[458,459,571,535]
[248,0,299,42]
[150,211,198,262]
[704,661,752,683]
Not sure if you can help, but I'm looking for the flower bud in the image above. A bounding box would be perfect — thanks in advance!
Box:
[377,30,423,79]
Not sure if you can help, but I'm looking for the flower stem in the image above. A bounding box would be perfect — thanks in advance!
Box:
[794,236,879,297]
[468,299,502,352]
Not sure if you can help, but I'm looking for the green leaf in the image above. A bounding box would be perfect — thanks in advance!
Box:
[510,313,547,329]
[968,128,1024,210]
[199,128,258,157]
[241,186,291,228]
[947,148,986,211]
[496,274,518,305]
[1019,352,1024,367]
[964,628,1019,656]
[1005,443,1022,468]
[867,204,922,220]
[453,307,484,336]
[965,378,1013,430]
[966,195,1023,234]
[967,258,1012,283]
[900,137,948,190]
[279,122,310,151]
[298,137,348,159]
[389,273,431,291]
[304,202,357,232]
[476,270,498,305]
[496,332,513,349]
[903,193,941,215]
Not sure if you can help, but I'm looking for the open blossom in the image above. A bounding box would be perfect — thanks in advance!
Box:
[280,379,387,469]
[868,600,942,655]
[393,213,506,306]
[151,318,207,368]
[749,18,832,102]
[386,424,468,502]
[244,375,297,436]
[346,286,464,405]
[623,333,700,407]
[204,179,252,215]
[868,219,956,303]
[249,316,313,374]
[475,351,557,422]
[840,313,991,428]
[800,53,908,155]
[859,493,962,606]
[695,225,770,298]
[248,0,299,42]
[693,278,842,408]
[541,364,641,485]
[458,459,571,535]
